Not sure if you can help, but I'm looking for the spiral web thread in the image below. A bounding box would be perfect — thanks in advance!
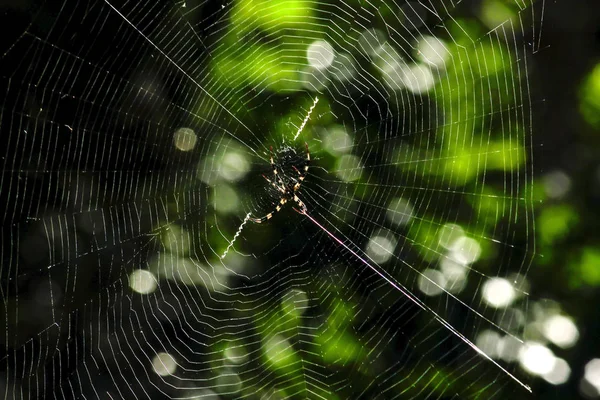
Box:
[0,0,545,398]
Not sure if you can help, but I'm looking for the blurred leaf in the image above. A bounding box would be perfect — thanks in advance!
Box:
[580,63,600,129]
[408,218,441,262]
[538,204,579,246]
[570,247,600,288]
[317,329,362,364]
[480,0,517,29]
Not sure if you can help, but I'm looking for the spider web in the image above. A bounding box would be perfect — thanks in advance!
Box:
[0,0,546,398]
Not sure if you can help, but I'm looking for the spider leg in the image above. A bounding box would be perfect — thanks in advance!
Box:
[291,166,304,191]
[300,142,310,183]
[292,165,303,177]
[270,146,278,176]
[262,174,286,193]
[249,198,288,224]
[292,195,307,213]
[304,142,310,170]
[249,213,272,224]
[290,144,310,191]
[267,145,287,192]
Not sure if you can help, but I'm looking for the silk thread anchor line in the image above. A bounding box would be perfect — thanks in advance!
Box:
[293,97,319,141]
[221,213,251,259]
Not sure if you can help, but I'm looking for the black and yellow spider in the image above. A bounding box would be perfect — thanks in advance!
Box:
[250,143,310,223]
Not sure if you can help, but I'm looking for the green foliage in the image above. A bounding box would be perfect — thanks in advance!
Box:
[570,247,600,288]
[212,0,317,91]
[538,204,579,246]
[408,218,440,262]
[480,0,518,29]
[317,329,362,364]
[432,23,524,187]
[231,0,313,33]
[580,63,600,129]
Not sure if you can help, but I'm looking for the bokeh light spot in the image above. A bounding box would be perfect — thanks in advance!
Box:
[212,185,239,214]
[450,236,482,265]
[417,36,449,68]
[584,359,600,396]
[265,335,296,368]
[475,330,501,358]
[323,126,352,155]
[335,154,363,182]
[219,152,250,182]
[543,170,571,199]
[366,234,397,264]
[215,369,242,394]
[519,342,556,376]
[281,289,309,317]
[418,269,447,296]
[152,352,177,376]
[543,315,579,348]
[224,345,248,365]
[386,197,414,227]
[173,127,197,151]
[403,64,435,93]
[129,269,157,294]
[307,40,334,70]
[543,357,571,385]
[497,335,522,362]
[438,224,465,250]
[482,277,516,308]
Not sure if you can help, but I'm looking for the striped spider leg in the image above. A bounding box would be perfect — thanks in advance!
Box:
[249,143,310,223]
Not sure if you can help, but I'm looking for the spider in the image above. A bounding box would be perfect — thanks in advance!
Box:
[249,143,310,223]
